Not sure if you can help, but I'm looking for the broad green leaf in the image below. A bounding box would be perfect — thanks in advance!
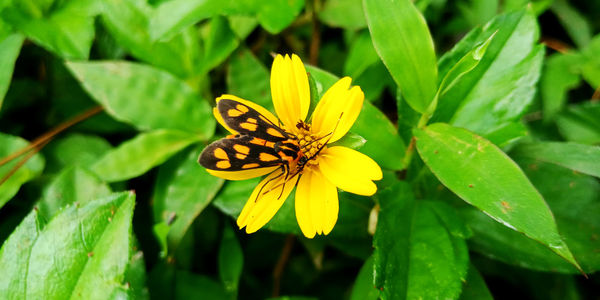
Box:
[218,223,243,299]
[0,33,23,109]
[123,249,149,299]
[254,0,304,34]
[153,146,224,251]
[364,0,438,113]
[202,16,240,74]
[540,53,581,122]
[0,0,98,59]
[350,256,379,300]
[37,167,111,221]
[0,133,45,209]
[457,0,498,27]
[91,130,201,182]
[414,123,581,271]
[66,61,215,137]
[228,15,258,40]
[0,210,44,297]
[319,0,366,30]
[101,0,203,78]
[551,0,591,48]
[511,142,600,178]
[227,48,272,109]
[43,133,113,174]
[434,11,543,137]
[556,102,600,145]
[458,264,493,300]
[344,31,379,79]
[176,271,227,299]
[579,36,600,88]
[483,121,527,149]
[462,158,600,273]
[374,181,469,300]
[329,132,367,150]
[0,192,136,299]
[306,65,406,170]
[149,0,224,41]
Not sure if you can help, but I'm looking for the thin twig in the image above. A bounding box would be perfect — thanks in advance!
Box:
[0,106,103,168]
[0,139,49,186]
[309,0,321,65]
[541,37,571,54]
[272,234,296,297]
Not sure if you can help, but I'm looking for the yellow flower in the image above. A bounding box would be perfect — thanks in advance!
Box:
[208,54,382,238]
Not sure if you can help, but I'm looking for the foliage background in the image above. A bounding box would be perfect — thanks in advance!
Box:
[0,0,599,299]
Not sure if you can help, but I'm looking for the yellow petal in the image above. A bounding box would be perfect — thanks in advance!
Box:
[317,146,382,196]
[207,167,278,181]
[237,169,298,233]
[216,94,280,132]
[295,166,339,238]
[310,77,364,143]
[270,54,310,131]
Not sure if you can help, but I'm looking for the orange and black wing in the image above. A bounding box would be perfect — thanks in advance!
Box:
[199,135,292,171]
[217,97,291,142]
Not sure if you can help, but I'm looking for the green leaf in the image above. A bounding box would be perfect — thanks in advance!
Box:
[153,146,224,251]
[255,0,305,34]
[149,0,224,41]
[66,61,215,137]
[0,210,44,297]
[306,65,406,170]
[556,102,600,145]
[318,0,366,30]
[38,167,111,221]
[462,158,600,273]
[457,0,498,27]
[343,31,379,79]
[350,256,379,300]
[100,0,203,78]
[482,121,528,149]
[0,133,45,209]
[0,33,24,109]
[434,10,543,137]
[458,264,493,300]
[0,0,98,59]
[91,130,201,182]
[227,48,272,110]
[414,123,581,271]
[364,0,438,113]
[176,271,227,299]
[43,133,113,174]
[540,53,582,122]
[550,0,592,48]
[202,16,240,74]
[373,181,469,300]
[579,36,600,88]
[218,223,243,299]
[0,192,136,299]
[511,142,600,178]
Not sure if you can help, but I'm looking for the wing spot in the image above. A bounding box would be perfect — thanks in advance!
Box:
[240,122,258,131]
[246,118,257,124]
[242,163,260,169]
[216,160,231,169]
[228,109,244,117]
[234,144,250,155]
[214,148,228,160]
[260,153,279,162]
[236,153,247,160]
[236,104,249,113]
[267,127,285,138]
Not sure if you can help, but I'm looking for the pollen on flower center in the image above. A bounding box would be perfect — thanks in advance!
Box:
[295,122,324,163]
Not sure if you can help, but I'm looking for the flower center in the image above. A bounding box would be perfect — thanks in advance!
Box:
[295,121,325,165]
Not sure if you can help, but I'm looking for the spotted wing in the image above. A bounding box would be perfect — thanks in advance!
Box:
[199,135,289,171]
[217,97,291,142]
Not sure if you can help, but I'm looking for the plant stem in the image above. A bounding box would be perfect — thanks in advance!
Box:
[272,234,295,297]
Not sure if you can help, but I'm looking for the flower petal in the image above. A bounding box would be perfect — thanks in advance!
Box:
[310,77,364,143]
[318,146,382,196]
[237,169,298,233]
[215,94,280,134]
[207,167,278,181]
[270,54,310,131]
[295,166,339,238]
